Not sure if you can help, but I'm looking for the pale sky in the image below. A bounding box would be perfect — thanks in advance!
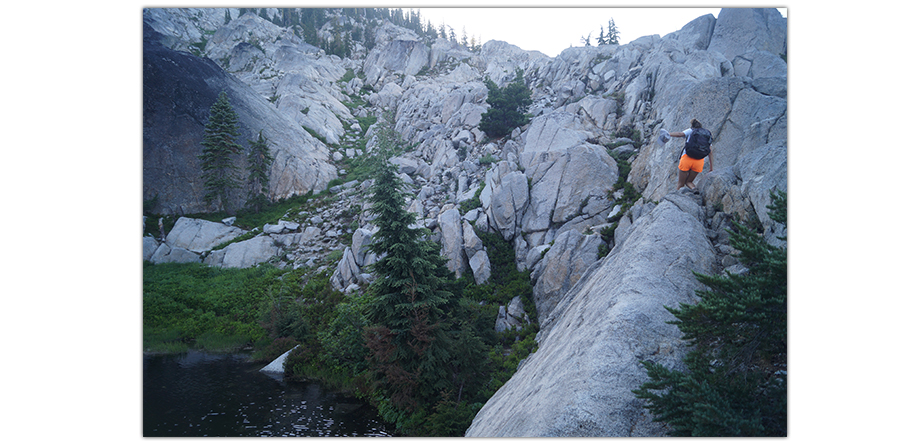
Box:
[411,7,788,58]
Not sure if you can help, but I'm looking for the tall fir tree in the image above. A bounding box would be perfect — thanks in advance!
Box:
[607,18,620,45]
[634,191,787,436]
[199,91,243,213]
[360,120,492,435]
[363,120,460,402]
[246,130,273,213]
[363,154,458,412]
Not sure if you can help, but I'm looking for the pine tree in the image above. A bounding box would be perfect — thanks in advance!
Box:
[363,151,458,411]
[448,26,456,46]
[199,91,243,213]
[633,191,787,436]
[596,26,606,45]
[246,130,273,213]
[581,32,593,47]
[607,18,620,45]
[478,68,533,139]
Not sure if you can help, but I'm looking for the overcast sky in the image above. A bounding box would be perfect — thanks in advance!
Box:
[411,7,788,58]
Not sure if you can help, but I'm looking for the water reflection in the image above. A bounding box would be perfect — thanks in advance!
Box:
[143,350,391,437]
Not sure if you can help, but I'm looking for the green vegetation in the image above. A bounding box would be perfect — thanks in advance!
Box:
[478,68,533,139]
[634,191,787,436]
[357,115,377,134]
[615,124,642,145]
[199,91,243,213]
[303,125,329,145]
[146,59,543,434]
[585,18,620,46]
[606,148,641,223]
[329,111,410,189]
[339,68,356,83]
[604,91,625,116]
[143,262,287,352]
[606,18,620,45]
[189,37,209,56]
[478,154,498,165]
[459,182,486,214]
[143,216,538,436]
[246,130,274,213]
[363,155,479,427]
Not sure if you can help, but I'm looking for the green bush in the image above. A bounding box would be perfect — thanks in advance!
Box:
[478,68,533,139]
[422,400,480,436]
[634,191,787,436]
[142,262,285,351]
[478,154,498,165]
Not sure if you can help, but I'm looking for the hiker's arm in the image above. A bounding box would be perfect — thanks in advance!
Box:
[708,150,714,171]
[670,131,685,137]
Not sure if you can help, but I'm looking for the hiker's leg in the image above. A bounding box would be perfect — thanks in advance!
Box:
[677,169,690,189]
[677,155,691,189]
[685,170,699,189]
[684,158,704,189]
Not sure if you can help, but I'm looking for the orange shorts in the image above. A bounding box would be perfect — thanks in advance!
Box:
[678,154,705,173]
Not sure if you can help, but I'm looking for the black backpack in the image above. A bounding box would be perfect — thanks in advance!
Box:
[684,128,712,159]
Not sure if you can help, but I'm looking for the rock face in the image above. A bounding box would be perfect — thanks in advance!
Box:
[164,217,246,253]
[143,20,336,215]
[495,295,530,333]
[626,7,786,238]
[467,193,718,437]
[205,235,281,268]
[530,229,605,326]
[149,243,201,264]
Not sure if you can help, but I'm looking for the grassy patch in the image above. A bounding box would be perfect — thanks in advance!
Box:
[142,262,288,352]
[303,125,329,145]
[357,116,377,135]
[339,68,356,83]
[606,148,642,222]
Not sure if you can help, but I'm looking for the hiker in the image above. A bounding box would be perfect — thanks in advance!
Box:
[669,118,713,193]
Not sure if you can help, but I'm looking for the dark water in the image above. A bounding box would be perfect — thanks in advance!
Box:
[143,351,392,437]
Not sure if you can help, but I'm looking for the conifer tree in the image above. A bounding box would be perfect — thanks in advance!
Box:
[634,191,787,436]
[607,18,620,45]
[363,150,458,411]
[478,68,533,139]
[246,130,273,213]
[596,26,606,45]
[199,91,243,213]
